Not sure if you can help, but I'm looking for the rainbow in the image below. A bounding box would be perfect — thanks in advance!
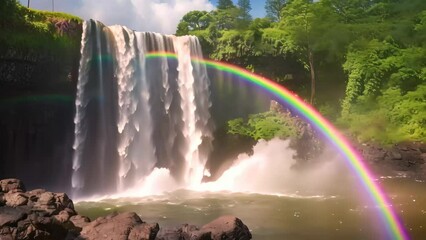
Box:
[145,52,408,240]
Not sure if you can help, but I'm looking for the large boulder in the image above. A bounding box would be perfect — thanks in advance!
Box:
[31,191,75,216]
[128,222,159,240]
[79,212,159,240]
[0,179,26,193]
[199,216,252,240]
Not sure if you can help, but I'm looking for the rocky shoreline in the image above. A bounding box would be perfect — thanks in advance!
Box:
[357,141,426,179]
[0,179,252,240]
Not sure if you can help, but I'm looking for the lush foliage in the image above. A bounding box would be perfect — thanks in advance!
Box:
[182,0,426,144]
[0,0,83,88]
[228,111,299,140]
[265,0,287,21]
[0,0,82,52]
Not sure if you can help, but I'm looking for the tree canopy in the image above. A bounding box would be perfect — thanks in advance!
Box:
[176,0,426,144]
[265,0,287,21]
[217,0,235,10]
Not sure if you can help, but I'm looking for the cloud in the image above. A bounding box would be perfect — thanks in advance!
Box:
[20,0,215,34]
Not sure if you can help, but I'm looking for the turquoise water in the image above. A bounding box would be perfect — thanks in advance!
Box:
[76,178,426,239]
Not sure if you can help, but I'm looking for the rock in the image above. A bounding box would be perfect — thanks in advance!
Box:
[0,179,26,193]
[128,222,159,240]
[0,193,5,206]
[199,216,252,240]
[33,192,69,216]
[21,213,77,240]
[180,224,212,240]
[53,210,71,223]
[38,192,55,205]
[157,217,251,240]
[4,192,28,207]
[0,226,17,240]
[27,189,47,202]
[54,193,74,210]
[15,219,51,240]
[421,153,426,162]
[0,206,27,227]
[155,226,182,240]
[69,215,91,229]
[80,212,159,240]
[389,150,402,160]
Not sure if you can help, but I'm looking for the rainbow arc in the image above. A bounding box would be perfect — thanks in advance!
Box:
[146,51,409,240]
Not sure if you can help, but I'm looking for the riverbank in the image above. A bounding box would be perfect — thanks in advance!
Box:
[357,141,426,179]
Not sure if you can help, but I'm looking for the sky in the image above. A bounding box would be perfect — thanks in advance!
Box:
[18,0,267,34]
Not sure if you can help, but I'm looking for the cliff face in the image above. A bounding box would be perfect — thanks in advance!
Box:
[0,1,82,191]
[0,96,75,192]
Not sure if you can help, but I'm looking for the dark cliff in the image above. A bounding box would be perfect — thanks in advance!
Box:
[0,1,82,192]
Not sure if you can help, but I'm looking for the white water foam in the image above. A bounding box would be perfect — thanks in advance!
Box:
[81,138,353,201]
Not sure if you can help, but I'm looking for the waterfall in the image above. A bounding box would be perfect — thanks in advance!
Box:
[72,20,213,197]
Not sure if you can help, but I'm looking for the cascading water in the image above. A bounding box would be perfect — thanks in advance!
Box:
[72,20,213,197]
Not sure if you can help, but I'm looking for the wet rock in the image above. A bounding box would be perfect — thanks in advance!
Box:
[0,226,16,240]
[55,193,74,210]
[356,141,426,177]
[15,219,51,240]
[19,212,79,240]
[31,191,74,216]
[0,179,26,193]
[389,151,402,160]
[27,189,47,202]
[156,217,251,240]
[0,206,27,227]
[69,215,91,230]
[38,192,55,205]
[128,222,159,240]
[0,193,5,206]
[53,210,71,223]
[180,224,212,240]
[80,212,159,240]
[156,225,208,240]
[4,192,28,207]
[199,216,252,240]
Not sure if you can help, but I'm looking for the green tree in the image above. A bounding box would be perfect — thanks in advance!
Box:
[325,0,374,23]
[237,0,252,22]
[280,0,317,103]
[279,0,346,104]
[175,11,212,35]
[217,0,235,9]
[176,21,189,36]
[265,0,287,21]
[211,7,240,30]
[228,111,298,140]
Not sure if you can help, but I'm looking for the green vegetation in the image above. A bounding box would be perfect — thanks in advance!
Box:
[1,0,82,52]
[228,111,299,140]
[0,0,82,89]
[177,0,426,144]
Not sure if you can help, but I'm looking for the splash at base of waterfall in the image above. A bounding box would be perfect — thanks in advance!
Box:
[79,139,353,201]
